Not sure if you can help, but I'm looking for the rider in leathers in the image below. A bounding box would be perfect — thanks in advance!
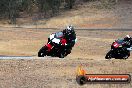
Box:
[123,35,132,51]
[48,25,77,56]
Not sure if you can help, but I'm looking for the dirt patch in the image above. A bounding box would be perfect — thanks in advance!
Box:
[0,59,132,88]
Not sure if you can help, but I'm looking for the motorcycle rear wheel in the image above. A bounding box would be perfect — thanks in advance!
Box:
[123,52,130,59]
[59,53,65,58]
[58,48,71,58]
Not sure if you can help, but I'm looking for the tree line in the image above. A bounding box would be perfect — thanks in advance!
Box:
[0,0,117,24]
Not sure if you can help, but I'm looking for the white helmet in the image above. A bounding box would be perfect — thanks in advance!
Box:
[126,35,131,38]
[66,25,74,31]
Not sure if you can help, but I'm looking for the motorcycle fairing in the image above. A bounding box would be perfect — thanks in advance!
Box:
[52,38,61,44]
[113,39,124,48]
[46,44,52,51]
[50,33,55,40]
[113,42,120,48]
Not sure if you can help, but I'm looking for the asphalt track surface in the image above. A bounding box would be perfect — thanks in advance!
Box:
[1,27,132,59]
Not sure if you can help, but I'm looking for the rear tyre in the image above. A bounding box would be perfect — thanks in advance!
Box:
[123,52,130,59]
[58,48,71,58]
[105,50,113,59]
[59,53,65,58]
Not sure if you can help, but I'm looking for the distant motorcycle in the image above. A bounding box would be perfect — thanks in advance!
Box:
[105,39,132,59]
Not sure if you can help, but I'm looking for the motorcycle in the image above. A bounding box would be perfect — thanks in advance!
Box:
[38,30,77,58]
[38,38,71,58]
[105,39,131,59]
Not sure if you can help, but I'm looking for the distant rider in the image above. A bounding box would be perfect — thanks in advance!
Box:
[123,35,132,51]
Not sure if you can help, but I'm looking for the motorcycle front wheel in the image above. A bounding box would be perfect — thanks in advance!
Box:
[105,50,113,59]
[38,46,47,57]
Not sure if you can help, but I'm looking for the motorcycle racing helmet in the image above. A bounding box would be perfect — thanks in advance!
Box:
[124,35,132,42]
[126,35,131,38]
[63,25,75,36]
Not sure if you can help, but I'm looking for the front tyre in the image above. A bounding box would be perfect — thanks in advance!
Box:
[38,46,47,57]
[105,50,113,59]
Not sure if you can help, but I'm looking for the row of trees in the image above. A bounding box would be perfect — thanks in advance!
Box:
[0,0,117,24]
[0,0,76,24]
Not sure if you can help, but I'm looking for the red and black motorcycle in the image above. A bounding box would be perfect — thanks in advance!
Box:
[105,39,131,59]
[38,38,71,58]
